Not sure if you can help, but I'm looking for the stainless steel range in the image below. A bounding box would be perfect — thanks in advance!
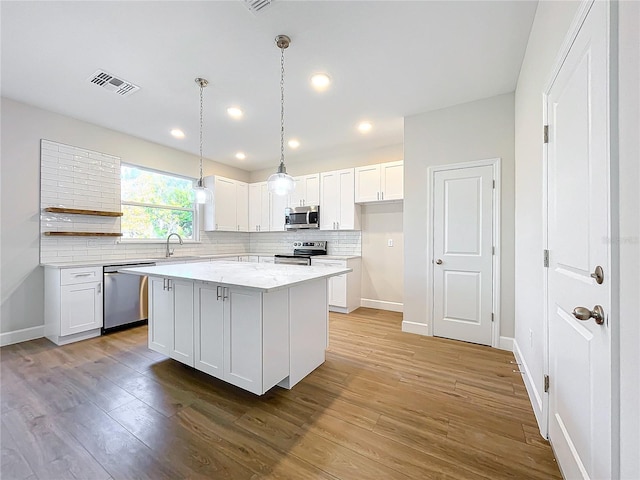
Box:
[274,241,327,266]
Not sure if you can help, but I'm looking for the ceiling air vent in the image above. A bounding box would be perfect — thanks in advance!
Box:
[244,0,273,15]
[88,70,140,97]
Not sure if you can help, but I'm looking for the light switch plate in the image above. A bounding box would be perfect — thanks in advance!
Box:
[387,239,393,247]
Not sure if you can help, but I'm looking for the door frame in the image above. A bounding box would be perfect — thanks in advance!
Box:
[427,158,501,348]
[541,0,619,474]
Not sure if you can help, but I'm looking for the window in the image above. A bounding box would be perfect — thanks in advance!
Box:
[121,164,196,240]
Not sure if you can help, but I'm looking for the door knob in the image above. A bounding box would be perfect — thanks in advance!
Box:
[590,265,604,284]
[572,305,605,325]
[435,259,443,265]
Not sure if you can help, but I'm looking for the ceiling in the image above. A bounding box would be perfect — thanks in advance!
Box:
[1,1,537,172]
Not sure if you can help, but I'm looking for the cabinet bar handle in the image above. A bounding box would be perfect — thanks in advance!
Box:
[223,287,229,300]
[73,273,93,277]
[97,283,101,295]
[216,285,222,300]
[381,192,384,200]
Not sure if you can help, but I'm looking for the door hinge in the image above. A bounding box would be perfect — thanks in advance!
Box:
[491,313,494,322]
[544,374,550,393]
[543,125,549,144]
[543,249,549,268]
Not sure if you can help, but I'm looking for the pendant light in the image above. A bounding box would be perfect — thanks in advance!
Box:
[193,77,213,204]
[267,35,295,196]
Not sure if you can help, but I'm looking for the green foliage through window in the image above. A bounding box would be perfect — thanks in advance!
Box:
[121,165,195,239]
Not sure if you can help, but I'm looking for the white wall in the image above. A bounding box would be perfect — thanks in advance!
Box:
[513,0,581,428]
[360,203,403,309]
[618,1,640,477]
[0,98,250,334]
[403,92,515,337]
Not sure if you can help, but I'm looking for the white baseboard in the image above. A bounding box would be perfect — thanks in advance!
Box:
[498,336,514,351]
[0,325,44,347]
[360,298,403,312]
[401,320,429,336]
[513,339,546,435]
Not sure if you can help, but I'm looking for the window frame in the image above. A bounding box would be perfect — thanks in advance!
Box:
[119,162,200,243]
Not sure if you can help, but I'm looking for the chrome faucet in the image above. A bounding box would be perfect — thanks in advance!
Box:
[165,233,183,257]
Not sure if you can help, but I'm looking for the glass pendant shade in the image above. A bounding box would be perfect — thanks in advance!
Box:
[267,165,295,196]
[193,177,212,204]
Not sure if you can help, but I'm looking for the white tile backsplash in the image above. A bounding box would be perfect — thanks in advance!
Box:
[39,139,361,264]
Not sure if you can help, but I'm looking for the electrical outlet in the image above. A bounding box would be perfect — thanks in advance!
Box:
[387,239,393,247]
[87,239,97,248]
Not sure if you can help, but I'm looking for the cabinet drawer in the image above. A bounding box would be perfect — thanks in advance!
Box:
[60,266,103,285]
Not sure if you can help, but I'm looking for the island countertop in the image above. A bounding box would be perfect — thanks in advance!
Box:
[122,261,351,293]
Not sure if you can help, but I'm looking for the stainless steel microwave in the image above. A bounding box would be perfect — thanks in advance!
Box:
[284,205,319,230]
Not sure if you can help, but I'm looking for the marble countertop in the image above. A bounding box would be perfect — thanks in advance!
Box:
[42,252,360,268]
[121,261,352,293]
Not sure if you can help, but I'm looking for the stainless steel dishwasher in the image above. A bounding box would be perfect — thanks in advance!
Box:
[103,262,155,332]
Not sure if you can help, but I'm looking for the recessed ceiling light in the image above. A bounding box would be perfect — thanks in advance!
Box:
[357,121,373,133]
[288,139,300,149]
[170,128,185,139]
[227,107,243,119]
[235,152,246,160]
[310,73,331,91]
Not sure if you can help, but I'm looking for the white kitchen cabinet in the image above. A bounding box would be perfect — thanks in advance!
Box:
[354,160,404,203]
[249,182,270,232]
[45,266,103,345]
[311,257,362,313]
[270,191,288,231]
[194,284,225,379]
[193,283,289,394]
[289,174,320,207]
[203,175,249,232]
[320,168,360,230]
[148,276,194,366]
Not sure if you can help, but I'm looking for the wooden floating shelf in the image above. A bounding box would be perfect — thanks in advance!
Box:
[43,232,123,237]
[44,207,123,217]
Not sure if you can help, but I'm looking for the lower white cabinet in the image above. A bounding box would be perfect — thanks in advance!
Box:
[150,278,289,395]
[45,266,103,345]
[311,258,361,313]
[148,276,194,366]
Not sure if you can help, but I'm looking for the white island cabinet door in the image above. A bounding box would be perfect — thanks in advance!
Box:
[60,282,103,336]
[149,276,173,356]
[170,279,194,366]
[195,284,224,379]
[223,287,263,394]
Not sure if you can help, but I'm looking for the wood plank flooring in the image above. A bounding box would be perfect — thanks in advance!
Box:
[0,308,561,479]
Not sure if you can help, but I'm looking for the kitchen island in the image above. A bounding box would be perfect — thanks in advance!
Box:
[122,261,351,395]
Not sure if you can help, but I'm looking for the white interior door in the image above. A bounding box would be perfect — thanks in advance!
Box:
[433,164,494,346]
[546,2,611,479]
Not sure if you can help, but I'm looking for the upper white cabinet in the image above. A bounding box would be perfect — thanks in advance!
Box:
[270,191,288,232]
[354,160,404,203]
[320,168,360,230]
[203,176,249,232]
[289,174,320,208]
[248,182,270,232]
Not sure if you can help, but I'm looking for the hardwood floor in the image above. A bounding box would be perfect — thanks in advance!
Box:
[0,308,561,479]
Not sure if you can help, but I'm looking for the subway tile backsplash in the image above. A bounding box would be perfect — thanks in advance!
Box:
[40,140,360,264]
